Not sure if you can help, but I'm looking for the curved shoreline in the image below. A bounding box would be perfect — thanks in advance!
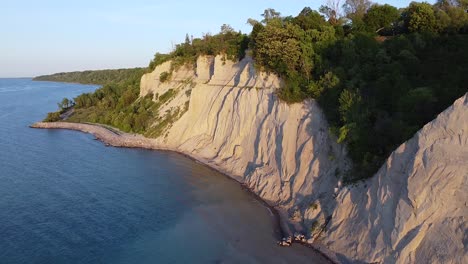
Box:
[30,121,338,263]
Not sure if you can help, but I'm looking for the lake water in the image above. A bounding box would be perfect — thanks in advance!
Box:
[0,78,328,264]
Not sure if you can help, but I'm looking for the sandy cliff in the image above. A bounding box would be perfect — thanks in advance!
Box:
[140,55,349,237]
[140,56,467,263]
[139,56,468,263]
[323,94,468,264]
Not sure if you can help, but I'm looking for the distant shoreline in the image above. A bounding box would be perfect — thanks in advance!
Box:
[32,79,102,86]
[30,121,338,264]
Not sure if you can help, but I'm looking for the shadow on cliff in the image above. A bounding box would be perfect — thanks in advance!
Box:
[327,132,422,264]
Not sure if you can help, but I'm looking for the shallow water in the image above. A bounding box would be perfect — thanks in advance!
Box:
[0,78,328,263]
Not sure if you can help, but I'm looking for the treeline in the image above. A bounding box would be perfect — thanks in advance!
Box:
[148,24,249,71]
[34,68,146,85]
[244,0,468,181]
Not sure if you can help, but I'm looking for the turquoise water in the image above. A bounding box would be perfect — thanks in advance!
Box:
[0,79,327,264]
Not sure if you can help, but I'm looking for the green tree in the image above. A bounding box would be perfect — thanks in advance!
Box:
[403,2,437,33]
[57,97,73,110]
[292,7,328,30]
[261,8,281,23]
[364,4,400,33]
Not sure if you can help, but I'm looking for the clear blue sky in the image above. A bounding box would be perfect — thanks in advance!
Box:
[1,0,419,77]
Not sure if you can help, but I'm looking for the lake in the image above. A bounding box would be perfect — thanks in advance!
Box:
[0,78,328,263]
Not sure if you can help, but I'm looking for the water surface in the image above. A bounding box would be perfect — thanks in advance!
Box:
[0,79,327,263]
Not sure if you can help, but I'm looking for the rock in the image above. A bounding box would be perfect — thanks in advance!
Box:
[294,233,306,241]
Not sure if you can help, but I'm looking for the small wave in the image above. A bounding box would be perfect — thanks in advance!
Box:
[0,87,34,93]
[0,113,11,119]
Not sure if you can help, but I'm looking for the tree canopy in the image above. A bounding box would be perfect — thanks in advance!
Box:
[247,1,468,182]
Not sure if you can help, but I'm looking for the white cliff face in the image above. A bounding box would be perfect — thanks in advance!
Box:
[140,55,349,236]
[140,56,467,263]
[324,94,468,264]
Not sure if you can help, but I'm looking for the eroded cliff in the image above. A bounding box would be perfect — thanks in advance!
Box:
[323,94,468,264]
[140,56,467,263]
[140,55,349,237]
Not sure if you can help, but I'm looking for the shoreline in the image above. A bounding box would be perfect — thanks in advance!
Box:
[30,121,338,264]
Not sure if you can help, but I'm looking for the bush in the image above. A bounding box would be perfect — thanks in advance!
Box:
[43,111,61,122]
[159,72,171,83]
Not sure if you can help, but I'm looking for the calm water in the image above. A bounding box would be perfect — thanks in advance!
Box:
[0,79,327,264]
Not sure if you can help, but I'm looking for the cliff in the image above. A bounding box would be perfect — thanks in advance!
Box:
[140,56,467,263]
[324,94,468,264]
[140,55,350,237]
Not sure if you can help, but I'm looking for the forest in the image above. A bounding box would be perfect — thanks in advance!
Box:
[34,68,145,85]
[44,0,468,182]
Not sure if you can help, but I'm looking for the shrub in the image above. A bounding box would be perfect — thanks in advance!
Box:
[43,111,61,122]
[159,72,171,83]
[309,202,318,210]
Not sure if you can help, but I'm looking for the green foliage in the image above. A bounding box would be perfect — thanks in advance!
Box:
[309,220,320,234]
[159,71,171,83]
[147,25,250,72]
[148,53,171,71]
[309,202,318,210]
[43,111,61,122]
[67,70,156,134]
[319,33,468,183]
[57,97,74,111]
[403,2,438,33]
[292,7,328,31]
[364,4,400,33]
[144,106,181,138]
[49,2,468,186]
[158,89,176,104]
[250,5,468,182]
[34,68,146,85]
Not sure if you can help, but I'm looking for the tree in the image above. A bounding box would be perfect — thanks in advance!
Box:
[343,0,372,19]
[253,22,303,73]
[261,8,281,23]
[319,0,343,25]
[435,0,468,32]
[364,4,400,33]
[293,7,328,30]
[403,2,437,33]
[220,24,235,34]
[57,97,72,110]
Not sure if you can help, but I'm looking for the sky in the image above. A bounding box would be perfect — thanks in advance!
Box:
[1,0,419,77]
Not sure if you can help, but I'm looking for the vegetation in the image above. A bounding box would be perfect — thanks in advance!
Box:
[309,202,319,210]
[42,0,467,184]
[43,97,75,122]
[44,111,61,122]
[246,1,468,182]
[147,25,249,72]
[310,220,320,234]
[34,68,145,85]
[67,71,158,134]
